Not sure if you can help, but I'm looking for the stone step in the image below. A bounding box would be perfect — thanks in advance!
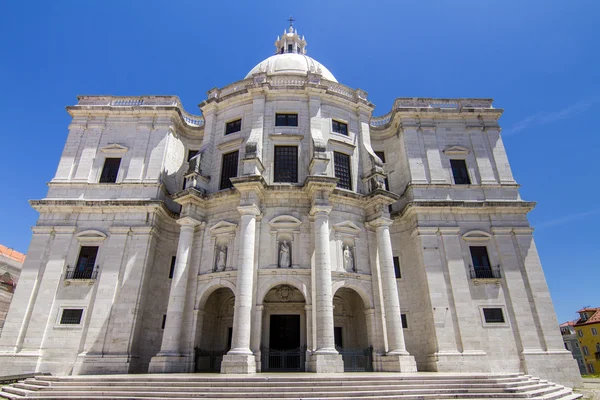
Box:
[0,374,581,400]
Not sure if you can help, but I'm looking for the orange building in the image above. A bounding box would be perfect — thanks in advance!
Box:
[0,244,25,330]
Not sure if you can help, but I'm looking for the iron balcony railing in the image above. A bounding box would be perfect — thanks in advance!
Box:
[65,266,99,280]
[469,265,501,280]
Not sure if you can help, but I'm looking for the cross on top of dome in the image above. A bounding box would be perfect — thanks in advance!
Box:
[275,18,306,55]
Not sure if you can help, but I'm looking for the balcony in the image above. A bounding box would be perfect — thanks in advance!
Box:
[65,265,98,283]
[469,265,501,281]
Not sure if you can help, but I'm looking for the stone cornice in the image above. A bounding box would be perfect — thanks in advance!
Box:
[29,199,178,219]
[394,200,536,220]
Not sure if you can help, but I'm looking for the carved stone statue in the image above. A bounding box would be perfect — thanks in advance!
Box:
[278,240,291,268]
[215,245,227,272]
[343,245,355,272]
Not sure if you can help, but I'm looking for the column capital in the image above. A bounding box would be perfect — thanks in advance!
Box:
[367,217,393,229]
[237,204,261,217]
[177,216,203,227]
[309,205,332,217]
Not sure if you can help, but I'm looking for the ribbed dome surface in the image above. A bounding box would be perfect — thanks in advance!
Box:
[245,53,337,83]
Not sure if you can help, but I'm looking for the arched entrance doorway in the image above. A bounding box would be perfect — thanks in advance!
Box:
[260,284,307,372]
[333,287,372,371]
[194,287,235,372]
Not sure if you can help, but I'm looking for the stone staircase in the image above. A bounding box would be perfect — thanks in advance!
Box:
[0,373,582,399]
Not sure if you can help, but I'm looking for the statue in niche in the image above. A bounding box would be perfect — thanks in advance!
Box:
[343,244,355,272]
[278,240,291,268]
[215,244,227,272]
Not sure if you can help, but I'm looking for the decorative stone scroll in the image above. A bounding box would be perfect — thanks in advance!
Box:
[269,215,302,269]
[208,221,237,273]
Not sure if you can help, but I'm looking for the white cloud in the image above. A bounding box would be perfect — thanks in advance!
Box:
[503,98,597,136]
[535,208,600,230]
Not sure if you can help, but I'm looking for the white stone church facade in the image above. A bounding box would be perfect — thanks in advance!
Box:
[0,27,581,387]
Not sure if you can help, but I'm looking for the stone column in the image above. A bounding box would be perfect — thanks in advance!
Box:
[308,205,343,372]
[149,217,200,372]
[372,218,417,371]
[220,205,260,373]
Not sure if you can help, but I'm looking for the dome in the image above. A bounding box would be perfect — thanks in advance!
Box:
[245,53,338,83]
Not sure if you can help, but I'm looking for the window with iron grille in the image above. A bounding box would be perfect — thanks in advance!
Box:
[334,151,352,190]
[483,308,505,323]
[275,113,298,127]
[393,256,401,279]
[99,158,121,183]
[60,309,83,325]
[332,120,348,135]
[274,146,298,183]
[219,151,239,190]
[401,314,408,328]
[187,150,199,162]
[450,159,471,185]
[225,119,242,135]
[73,246,98,280]
[168,256,176,279]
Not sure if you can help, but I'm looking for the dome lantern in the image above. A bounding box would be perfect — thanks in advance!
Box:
[274,18,307,55]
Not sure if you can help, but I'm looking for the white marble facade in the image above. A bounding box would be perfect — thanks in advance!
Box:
[0,27,582,387]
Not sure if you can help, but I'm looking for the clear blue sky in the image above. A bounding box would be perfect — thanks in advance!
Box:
[0,1,598,324]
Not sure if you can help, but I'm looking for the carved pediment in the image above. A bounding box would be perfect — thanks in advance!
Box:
[269,215,302,231]
[333,221,361,236]
[100,143,128,154]
[75,229,107,242]
[209,221,237,236]
[443,145,470,155]
[462,230,492,242]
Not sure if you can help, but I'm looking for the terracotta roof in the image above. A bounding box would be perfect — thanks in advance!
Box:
[574,307,600,326]
[560,320,577,327]
[0,245,26,263]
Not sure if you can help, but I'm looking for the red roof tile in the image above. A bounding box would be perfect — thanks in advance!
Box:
[0,244,26,263]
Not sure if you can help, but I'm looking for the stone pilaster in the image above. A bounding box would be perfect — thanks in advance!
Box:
[370,218,417,372]
[149,217,202,373]
[220,204,260,373]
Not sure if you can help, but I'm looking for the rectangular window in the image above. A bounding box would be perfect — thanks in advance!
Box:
[401,314,408,329]
[219,151,239,190]
[99,158,121,183]
[576,341,580,348]
[162,315,167,330]
[334,151,352,190]
[225,119,242,135]
[588,364,595,373]
[60,309,83,325]
[332,120,348,135]
[592,327,598,335]
[450,159,471,185]
[393,256,401,279]
[275,113,298,127]
[470,246,491,269]
[483,308,505,324]
[72,246,98,280]
[374,151,386,164]
[274,146,298,183]
[582,346,589,355]
[187,149,199,162]
[168,256,176,279]
[578,329,584,337]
